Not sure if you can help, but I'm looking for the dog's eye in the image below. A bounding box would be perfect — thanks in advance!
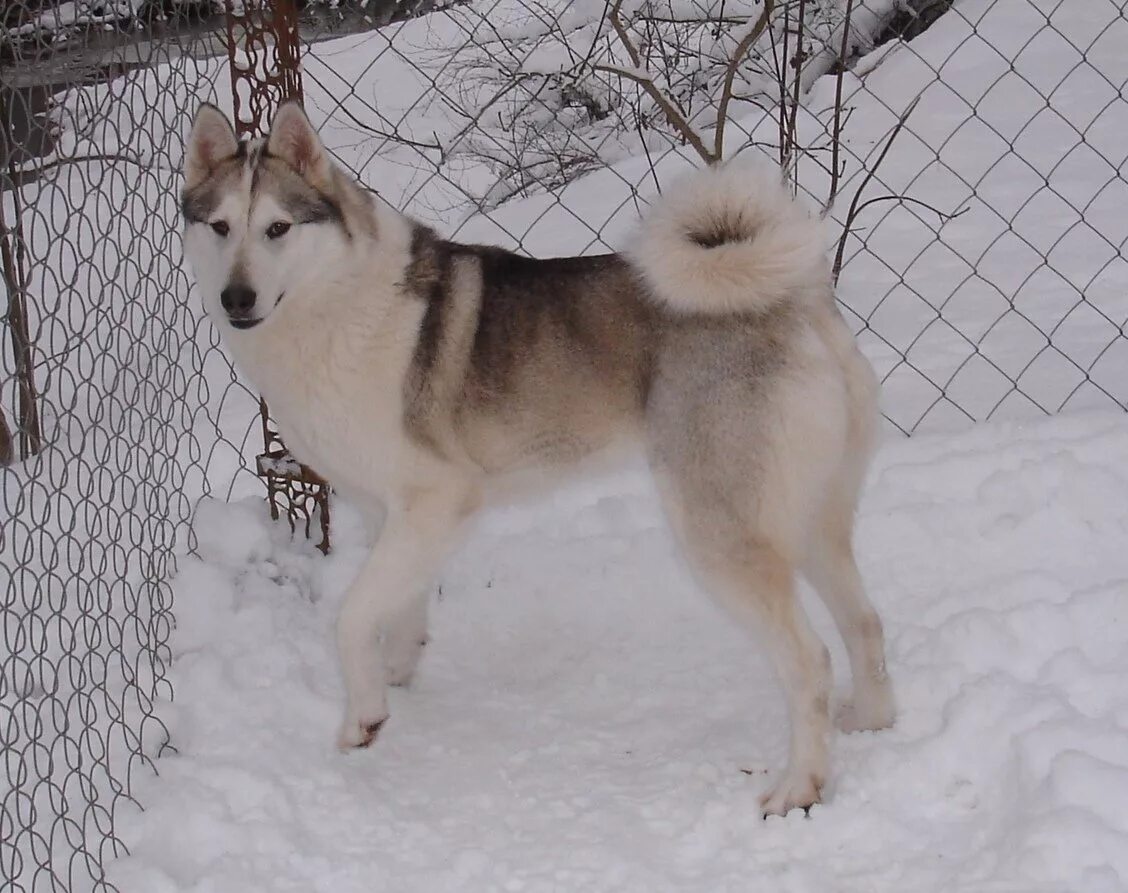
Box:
[210,220,229,237]
[266,221,291,240]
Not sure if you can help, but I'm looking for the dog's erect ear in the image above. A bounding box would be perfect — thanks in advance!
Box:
[266,101,332,188]
[185,104,238,190]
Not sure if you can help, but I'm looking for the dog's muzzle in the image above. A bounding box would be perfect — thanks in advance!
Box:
[221,283,260,329]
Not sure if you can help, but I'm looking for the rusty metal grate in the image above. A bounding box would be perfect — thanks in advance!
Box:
[223,0,332,555]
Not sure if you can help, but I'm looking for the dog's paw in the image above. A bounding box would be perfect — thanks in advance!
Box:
[836,689,895,734]
[760,770,823,819]
[337,694,389,751]
[383,636,427,687]
[337,714,388,751]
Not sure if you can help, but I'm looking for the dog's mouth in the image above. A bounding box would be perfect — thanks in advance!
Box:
[228,294,283,330]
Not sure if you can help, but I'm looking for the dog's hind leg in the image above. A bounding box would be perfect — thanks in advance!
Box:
[802,489,894,734]
[713,543,831,818]
[335,483,471,750]
[651,467,833,818]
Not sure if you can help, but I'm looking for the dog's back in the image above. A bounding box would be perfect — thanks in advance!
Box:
[402,239,657,477]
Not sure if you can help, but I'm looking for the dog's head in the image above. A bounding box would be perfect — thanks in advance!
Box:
[181,102,352,332]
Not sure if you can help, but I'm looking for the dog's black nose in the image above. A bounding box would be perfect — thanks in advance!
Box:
[220,283,257,316]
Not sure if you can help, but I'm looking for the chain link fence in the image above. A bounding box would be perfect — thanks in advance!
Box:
[0,6,259,890]
[2,0,1126,888]
[296,0,1128,434]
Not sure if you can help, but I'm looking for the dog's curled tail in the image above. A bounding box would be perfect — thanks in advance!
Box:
[625,160,831,316]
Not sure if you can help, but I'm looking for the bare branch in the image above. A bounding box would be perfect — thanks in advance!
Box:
[768,18,788,168]
[2,152,153,189]
[607,0,641,69]
[714,0,774,162]
[833,95,920,283]
[593,62,715,163]
[568,0,615,85]
[635,115,663,197]
[783,0,806,186]
[780,0,792,166]
[850,194,970,222]
[825,0,855,214]
[328,100,444,153]
[637,14,749,25]
[593,0,716,162]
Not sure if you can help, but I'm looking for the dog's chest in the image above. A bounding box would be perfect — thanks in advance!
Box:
[271,377,403,498]
[239,335,413,502]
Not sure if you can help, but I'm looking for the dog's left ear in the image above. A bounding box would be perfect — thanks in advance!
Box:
[267,101,332,189]
[185,103,238,190]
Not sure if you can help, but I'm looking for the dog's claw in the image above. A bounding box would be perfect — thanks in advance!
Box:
[359,718,386,747]
[761,803,816,821]
[758,771,823,818]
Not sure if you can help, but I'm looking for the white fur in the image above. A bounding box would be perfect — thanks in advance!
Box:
[225,198,421,500]
[187,190,472,746]
[625,159,832,315]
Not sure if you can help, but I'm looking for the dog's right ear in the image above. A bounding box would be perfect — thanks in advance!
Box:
[266,101,333,190]
[185,104,238,190]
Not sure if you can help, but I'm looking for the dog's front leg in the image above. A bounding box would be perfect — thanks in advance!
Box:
[335,486,468,750]
[380,589,430,687]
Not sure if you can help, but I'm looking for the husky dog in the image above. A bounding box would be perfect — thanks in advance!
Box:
[181,101,893,817]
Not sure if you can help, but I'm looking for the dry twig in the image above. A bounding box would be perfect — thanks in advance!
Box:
[825,0,855,213]
[783,0,806,181]
[597,0,775,165]
[594,0,715,163]
[714,0,775,162]
[832,95,920,282]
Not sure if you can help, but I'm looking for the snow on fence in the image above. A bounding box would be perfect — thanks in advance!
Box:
[1,0,1126,889]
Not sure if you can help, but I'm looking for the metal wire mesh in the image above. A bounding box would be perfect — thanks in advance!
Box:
[294,0,1128,434]
[0,6,260,891]
[1,0,1126,889]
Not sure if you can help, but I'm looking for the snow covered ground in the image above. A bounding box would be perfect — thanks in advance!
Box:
[108,409,1128,892]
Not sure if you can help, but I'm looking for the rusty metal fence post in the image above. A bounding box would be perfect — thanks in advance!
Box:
[1,89,43,465]
[223,0,332,553]
[0,403,12,465]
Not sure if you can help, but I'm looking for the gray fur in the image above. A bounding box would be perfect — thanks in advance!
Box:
[181,137,346,230]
